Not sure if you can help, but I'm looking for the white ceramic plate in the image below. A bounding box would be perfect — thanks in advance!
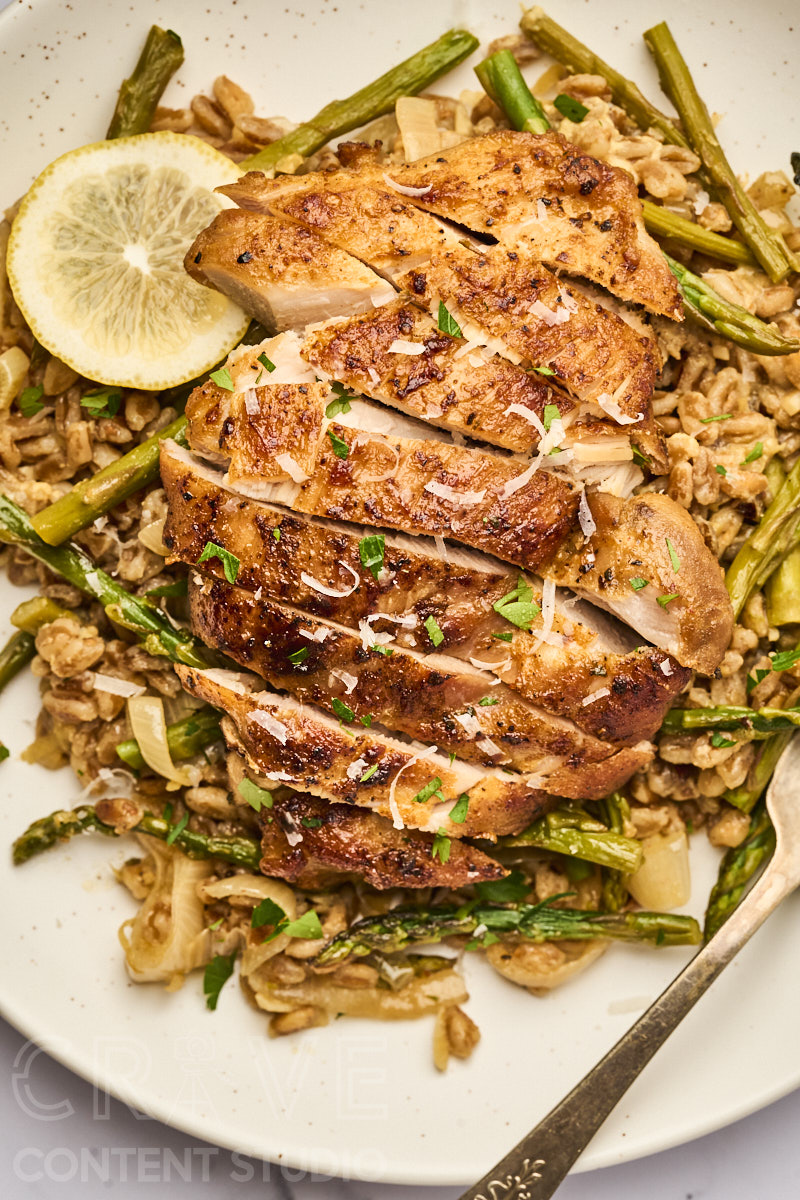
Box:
[1,0,799,1186]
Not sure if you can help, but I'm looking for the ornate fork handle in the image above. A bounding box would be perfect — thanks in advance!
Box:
[461,851,800,1200]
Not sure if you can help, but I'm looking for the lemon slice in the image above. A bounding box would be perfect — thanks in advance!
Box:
[6,132,249,390]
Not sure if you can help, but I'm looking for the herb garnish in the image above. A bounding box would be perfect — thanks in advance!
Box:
[666,537,681,573]
[448,793,469,824]
[257,352,276,374]
[210,367,234,391]
[18,384,44,417]
[165,813,188,845]
[657,593,680,608]
[711,731,736,748]
[493,575,541,631]
[437,301,462,339]
[81,387,121,419]
[196,541,240,584]
[629,577,649,591]
[332,697,355,723]
[542,403,561,432]
[288,647,309,665]
[431,828,451,863]
[413,777,444,804]
[553,93,589,122]
[238,778,274,812]
[203,951,237,1010]
[327,429,349,459]
[742,442,764,465]
[699,413,733,424]
[359,534,385,580]
[424,615,445,647]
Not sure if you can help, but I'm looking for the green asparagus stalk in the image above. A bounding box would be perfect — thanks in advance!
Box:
[597,792,632,912]
[30,414,188,546]
[12,803,261,869]
[0,629,35,691]
[116,706,223,770]
[240,29,479,174]
[726,455,800,620]
[661,704,800,737]
[641,200,755,267]
[500,806,643,873]
[665,253,799,357]
[315,899,701,965]
[766,547,800,626]
[519,6,687,148]
[643,23,798,283]
[703,802,775,939]
[0,495,213,668]
[474,50,549,134]
[724,729,793,814]
[10,596,75,634]
[106,26,185,139]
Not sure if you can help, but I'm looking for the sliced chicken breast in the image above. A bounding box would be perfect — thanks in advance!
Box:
[176,666,553,839]
[257,790,506,888]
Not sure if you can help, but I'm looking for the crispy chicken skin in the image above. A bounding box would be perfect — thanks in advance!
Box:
[258,791,506,889]
[176,667,554,839]
[160,440,693,709]
[547,490,734,675]
[218,131,682,319]
[398,246,667,471]
[187,573,654,796]
[301,298,574,453]
[185,209,395,332]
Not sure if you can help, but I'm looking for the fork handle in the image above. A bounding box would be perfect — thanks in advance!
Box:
[458,863,794,1200]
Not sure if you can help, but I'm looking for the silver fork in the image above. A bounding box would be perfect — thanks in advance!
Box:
[459,733,800,1200]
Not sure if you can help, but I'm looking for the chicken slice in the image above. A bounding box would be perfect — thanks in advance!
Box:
[183,380,581,571]
[257,790,505,889]
[397,245,667,471]
[176,666,553,839]
[186,572,654,797]
[301,297,575,453]
[160,441,695,700]
[185,209,396,332]
[547,491,734,675]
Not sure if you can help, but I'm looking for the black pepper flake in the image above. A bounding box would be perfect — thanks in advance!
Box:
[194,251,202,263]
[512,164,521,174]
[236,251,252,264]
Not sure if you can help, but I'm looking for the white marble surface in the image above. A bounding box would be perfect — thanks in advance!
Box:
[2,1014,798,1197]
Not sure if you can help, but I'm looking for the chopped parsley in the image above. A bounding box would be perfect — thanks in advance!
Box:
[715,464,728,476]
[542,403,561,432]
[448,793,470,824]
[534,365,555,377]
[553,93,589,122]
[493,575,541,632]
[666,537,680,573]
[251,900,323,942]
[629,577,649,591]
[657,592,680,608]
[0,743,9,763]
[711,731,736,748]
[196,541,240,584]
[477,696,499,706]
[370,643,394,657]
[210,367,234,391]
[413,777,444,804]
[146,578,188,598]
[424,614,445,647]
[747,666,771,692]
[257,351,276,374]
[492,630,514,642]
[301,816,323,829]
[238,778,274,812]
[359,533,385,580]
[81,387,121,419]
[769,648,800,672]
[360,763,378,782]
[165,813,189,845]
[631,445,651,470]
[700,413,733,424]
[742,442,764,465]
[475,869,529,903]
[251,897,286,929]
[360,714,374,727]
[288,646,309,665]
[431,828,451,863]
[437,301,462,339]
[272,527,281,541]
[207,917,224,931]
[327,429,349,459]
[203,951,237,1010]
[332,697,354,723]
[325,388,352,418]
[17,384,44,417]
[282,910,324,940]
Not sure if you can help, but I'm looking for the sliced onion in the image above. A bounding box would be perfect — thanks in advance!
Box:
[92,673,145,699]
[578,490,597,540]
[137,518,168,555]
[582,687,611,706]
[505,403,544,431]
[469,655,511,672]
[300,562,360,598]
[275,452,310,482]
[127,695,194,786]
[424,480,486,506]
[387,744,439,830]
[248,708,289,745]
[388,339,426,355]
[382,172,433,198]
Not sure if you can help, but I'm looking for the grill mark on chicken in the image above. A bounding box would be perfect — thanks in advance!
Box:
[301,297,574,453]
[186,572,654,797]
[397,245,667,472]
[257,791,506,888]
[176,666,554,838]
[185,209,395,333]
[161,440,693,734]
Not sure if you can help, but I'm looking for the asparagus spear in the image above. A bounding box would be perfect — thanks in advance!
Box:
[315,900,701,965]
[643,23,798,283]
[117,706,223,770]
[766,546,800,626]
[724,730,793,814]
[0,629,35,692]
[665,254,799,356]
[0,495,213,668]
[500,806,643,873]
[106,26,185,139]
[12,803,261,869]
[474,50,549,134]
[661,704,800,737]
[519,6,687,148]
[597,792,632,912]
[10,596,74,634]
[641,200,755,267]
[31,414,188,546]
[703,802,775,939]
[726,455,800,620]
[240,29,479,175]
